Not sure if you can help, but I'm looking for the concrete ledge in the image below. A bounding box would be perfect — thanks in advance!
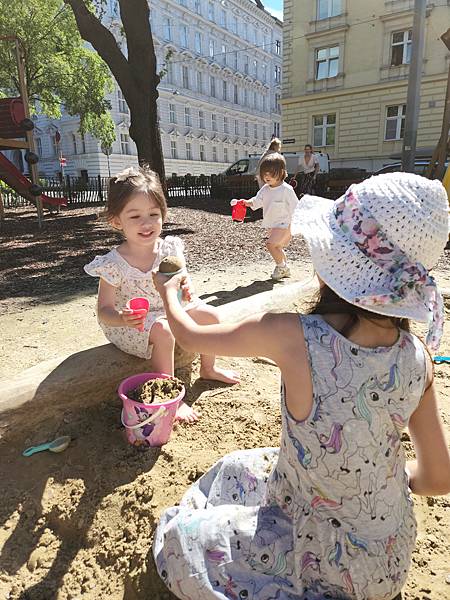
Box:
[0,278,318,433]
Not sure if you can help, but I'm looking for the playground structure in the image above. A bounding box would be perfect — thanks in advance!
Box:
[0,36,66,227]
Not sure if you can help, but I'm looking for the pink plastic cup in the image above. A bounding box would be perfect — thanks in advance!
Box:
[118,372,185,448]
[126,297,149,332]
[231,200,247,222]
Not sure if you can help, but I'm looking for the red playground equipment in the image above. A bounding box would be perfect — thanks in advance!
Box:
[0,36,66,227]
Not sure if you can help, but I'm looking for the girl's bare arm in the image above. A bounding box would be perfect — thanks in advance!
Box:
[407,374,450,496]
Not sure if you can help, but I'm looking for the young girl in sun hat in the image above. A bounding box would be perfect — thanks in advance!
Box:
[152,172,450,600]
[84,165,239,424]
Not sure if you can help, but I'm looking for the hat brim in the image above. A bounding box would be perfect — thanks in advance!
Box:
[292,193,432,323]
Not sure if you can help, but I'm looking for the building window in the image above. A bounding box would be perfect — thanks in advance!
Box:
[200,144,206,161]
[233,51,238,70]
[184,106,192,126]
[118,89,129,114]
[209,39,215,58]
[391,30,412,66]
[316,46,339,80]
[180,25,188,48]
[275,94,281,114]
[195,32,202,54]
[186,142,192,160]
[221,9,227,29]
[313,114,336,146]
[275,40,281,55]
[273,122,280,138]
[212,146,218,161]
[262,64,267,82]
[244,89,248,106]
[221,44,227,65]
[182,65,189,89]
[120,133,130,155]
[234,119,239,135]
[81,133,86,153]
[212,113,218,131]
[274,65,281,83]
[253,124,258,139]
[51,134,58,156]
[222,80,227,101]
[234,148,239,162]
[197,71,203,93]
[199,110,205,129]
[164,18,172,41]
[244,121,249,137]
[72,133,77,154]
[253,59,258,77]
[224,147,228,163]
[262,95,267,112]
[166,62,174,85]
[169,103,177,124]
[170,140,178,159]
[385,105,406,140]
[317,0,342,20]
[243,23,248,41]
[244,56,249,75]
[224,116,229,133]
[262,125,267,141]
[232,15,238,34]
[36,137,42,157]
[253,92,257,109]
[195,0,201,15]
[208,2,214,21]
[233,84,238,104]
[210,76,216,98]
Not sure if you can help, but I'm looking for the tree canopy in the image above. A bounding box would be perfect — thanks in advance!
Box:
[0,0,115,146]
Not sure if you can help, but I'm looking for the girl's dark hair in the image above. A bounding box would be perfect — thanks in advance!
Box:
[309,284,410,337]
[259,152,287,182]
[105,165,168,222]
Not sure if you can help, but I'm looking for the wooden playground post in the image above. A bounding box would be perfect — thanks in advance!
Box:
[14,38,43,228]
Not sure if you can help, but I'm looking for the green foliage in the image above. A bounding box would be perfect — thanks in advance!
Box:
[0,0,114,145]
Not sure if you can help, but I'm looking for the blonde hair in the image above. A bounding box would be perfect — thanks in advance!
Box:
[105,165,168,222]
[267,137,281,153]
[259,152,287,182]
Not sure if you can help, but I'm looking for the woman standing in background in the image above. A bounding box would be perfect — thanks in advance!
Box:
[293,144,320,197]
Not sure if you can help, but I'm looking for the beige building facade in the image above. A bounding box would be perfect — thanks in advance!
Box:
[282,0,450,171]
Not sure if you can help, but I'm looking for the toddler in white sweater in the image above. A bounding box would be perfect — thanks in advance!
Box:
[245,152,298,280]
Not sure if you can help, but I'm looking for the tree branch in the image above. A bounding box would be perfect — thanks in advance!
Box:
[64,0,135,97]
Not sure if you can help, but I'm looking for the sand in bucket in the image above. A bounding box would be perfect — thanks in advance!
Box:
[118,373,185,448]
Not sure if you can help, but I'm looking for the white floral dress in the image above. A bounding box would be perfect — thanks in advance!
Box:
[84,236,194,359]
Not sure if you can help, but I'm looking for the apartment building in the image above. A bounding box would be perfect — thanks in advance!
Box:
[33,0,282,178]
[282,0,450,170]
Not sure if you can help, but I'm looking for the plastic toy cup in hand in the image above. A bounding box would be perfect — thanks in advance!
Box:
[126,297,149,332]
[230,199,247,222]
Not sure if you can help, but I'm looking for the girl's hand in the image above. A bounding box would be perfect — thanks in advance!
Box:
[119,307,146,329]
[152,270,185,297]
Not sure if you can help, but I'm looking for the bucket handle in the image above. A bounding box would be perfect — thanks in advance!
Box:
[121,406,167,430]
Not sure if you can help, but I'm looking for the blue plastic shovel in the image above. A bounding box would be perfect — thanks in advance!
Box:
[23,435,71,457]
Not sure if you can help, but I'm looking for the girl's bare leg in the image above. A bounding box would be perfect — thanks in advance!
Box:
[149,319,199,423]
[266,228,291,265]
[186,305,240,384]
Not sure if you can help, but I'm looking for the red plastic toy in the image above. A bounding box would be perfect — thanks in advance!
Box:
[231,200,247,222]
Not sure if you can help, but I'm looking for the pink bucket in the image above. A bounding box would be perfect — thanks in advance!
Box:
[118,372,185,448]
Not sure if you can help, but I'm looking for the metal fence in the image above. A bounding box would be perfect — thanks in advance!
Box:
[0,173,222,209]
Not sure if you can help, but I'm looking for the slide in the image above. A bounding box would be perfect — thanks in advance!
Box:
[0,152,67,207]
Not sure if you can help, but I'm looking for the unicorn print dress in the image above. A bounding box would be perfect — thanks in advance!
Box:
[153,315,427,600]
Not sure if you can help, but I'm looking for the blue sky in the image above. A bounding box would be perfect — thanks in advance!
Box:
[264,0,283,21]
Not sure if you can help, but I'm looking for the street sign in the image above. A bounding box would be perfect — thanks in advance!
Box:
[59,157,67,167]
[282,138,295,144]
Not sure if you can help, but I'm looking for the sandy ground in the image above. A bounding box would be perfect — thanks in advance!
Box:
[0,260,449,600]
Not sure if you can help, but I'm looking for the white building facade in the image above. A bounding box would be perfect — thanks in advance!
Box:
[34,0,282,178]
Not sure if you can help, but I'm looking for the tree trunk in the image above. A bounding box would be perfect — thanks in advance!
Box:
[65,0,165,181]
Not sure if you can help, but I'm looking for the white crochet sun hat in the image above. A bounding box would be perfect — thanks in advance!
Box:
[291,172,449,347]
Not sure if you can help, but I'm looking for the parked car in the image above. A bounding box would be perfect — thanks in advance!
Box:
[373,160,448,179]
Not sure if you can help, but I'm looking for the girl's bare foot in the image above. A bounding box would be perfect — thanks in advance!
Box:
[199,366,241,384]
[175,401,200,424]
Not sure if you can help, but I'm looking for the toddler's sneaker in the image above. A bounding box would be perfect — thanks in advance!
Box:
[271,265,291,280]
